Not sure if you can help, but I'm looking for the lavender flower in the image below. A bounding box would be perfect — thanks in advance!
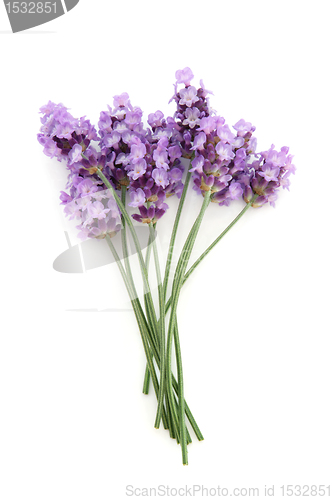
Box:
[244,145,296,207]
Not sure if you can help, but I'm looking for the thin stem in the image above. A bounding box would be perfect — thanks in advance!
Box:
[163,167,192,302]
[183,196,258,285]
[166,190,212,465]
[96,169,159,339]
[163,196,258,316]
[149,223,166,429]
[142,222,154,395]
[102,174,204,443]
[104,234,168,427]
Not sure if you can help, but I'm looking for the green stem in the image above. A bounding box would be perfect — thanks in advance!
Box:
[102,172,204,443]
[149,223,166,429]
[105,234,168,428]
[166,190,212,465]
[164,196,258,315]
[142,218,154,395]
[163,167,192,301]
[97,169,159,340]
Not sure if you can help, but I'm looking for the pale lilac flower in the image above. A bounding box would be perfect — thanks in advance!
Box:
[152,168,169,189]
[129,142,146,163]
[215,142,235,162]
[59,191,72,205]
[68,144,83,165]
[168,145,182,162]
[64,201,82,220]
[199,79,214,98]
[156,136,169,151]
[217,124,235,143]
[42,138,61,159]
[113,121,128,135]
[77,178,99,197]
[179,86,199,107]
[233,119,253,137]
[128,158,147,180]
[55,121,76,140]
[113,92,130,108]
[228,182,243,200]
[175,67,194,86]
[125,110,142,127]
[169,168,183,181]
[153,149,169,170]
[230,136,245,149]
[128,188,146,207]
[148,110,164,128]
[75,196,92,212]
[191,132,206,151]
[93,190,109,202]
[266,191,279,207]
[267,149,287,168]
[247,136,257,154]
[115,152,130,166]
[285,154,296,175]
[153,127,172,140]
[258,163,280,182]
[87,201,110,220]
[103,131,121,148]
[98,112,112,131]
[121,131,137,145]
[182,107,201,128]
[198,116,218,135]
[189,155,205,173]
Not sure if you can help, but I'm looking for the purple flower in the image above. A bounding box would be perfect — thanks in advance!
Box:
[87,201,110,220]
[98,112,112,131]
[152,168,169,189]
[182,107,201,129]
[258,163,280,182]
[128,158,147,180]
[285,154,296,175]
[132,205,165,225]
[198,116,218,135]
[76,178,99,197]
[228,182,243,200]
[129,142,146,163]
[113,92,130,108]
[153,149,169,170]
[179,86,199,107]
[175,67,194,86]
[215,142,235,162]
[103,131,121,148]
[59,191,73,205]
[148,110,164,128]
[233,119,254,137]
[189,155,205,173]
[42,138,61,159]
[169,168,183,181]
[168,145,182,162]
[128,188,146,207]
[125,110,143,128]
[68,144,83,165]
[217,124,235,143]
[191,132,206,151]
[266,148,287,168]
[113,120,128,135]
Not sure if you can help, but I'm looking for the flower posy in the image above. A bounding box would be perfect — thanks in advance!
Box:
[38,67,295,465]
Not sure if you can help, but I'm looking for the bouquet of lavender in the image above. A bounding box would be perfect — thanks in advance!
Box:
[37,67,295,465]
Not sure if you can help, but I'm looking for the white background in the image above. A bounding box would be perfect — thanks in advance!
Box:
[0,1,332,499]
